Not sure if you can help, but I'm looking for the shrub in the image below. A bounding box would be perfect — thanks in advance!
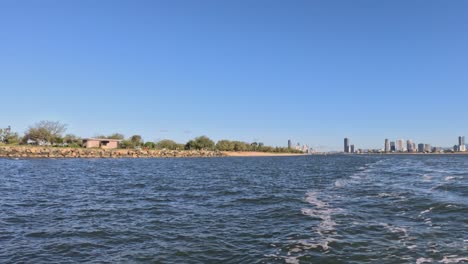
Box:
[185,136,215,150]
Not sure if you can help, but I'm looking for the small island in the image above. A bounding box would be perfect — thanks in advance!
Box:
[0,121,306,159]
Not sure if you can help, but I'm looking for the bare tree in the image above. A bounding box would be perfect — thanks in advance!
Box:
[24,121,67,144]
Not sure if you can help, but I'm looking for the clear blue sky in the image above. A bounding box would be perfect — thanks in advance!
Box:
[1,0,467,150]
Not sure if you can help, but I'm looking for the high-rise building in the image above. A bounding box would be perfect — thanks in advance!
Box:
[390,141,396,152]
[407,140,414,152]
[350,145,355,153]
[288,139,292,149]
[459,136,466,152]
[344,138,350,153]
[384,139,390,153]
[418,143,425,153]
[396,139,405,152]
[424,144,432,153]
[295,143,301,151]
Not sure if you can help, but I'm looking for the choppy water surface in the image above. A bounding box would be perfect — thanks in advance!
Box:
[0,155,467,263]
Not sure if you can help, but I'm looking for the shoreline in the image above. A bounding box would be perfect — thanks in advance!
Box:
[0,146,223,159]
[0,146,306,159]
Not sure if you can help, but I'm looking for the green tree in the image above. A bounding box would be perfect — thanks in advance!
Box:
[130,135,144,147]
[233,141,249,151]
[250,142,258,151]
[185,136,215,150]
[119,139,133,149]
[144,141,156,149]
[185,140,195,150]
[63,134,82,147]
[4,132,21,145]
[216,140,235,151]
[176,144,185,150]
[156,139,179,150]
[23,120,67,144]
[0,126,18,144]
[259,145,274,152]
[107,133,125,140]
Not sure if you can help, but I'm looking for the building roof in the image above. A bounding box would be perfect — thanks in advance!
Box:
[83,138,122,142]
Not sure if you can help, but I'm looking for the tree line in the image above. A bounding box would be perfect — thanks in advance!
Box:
[0,121,304,153]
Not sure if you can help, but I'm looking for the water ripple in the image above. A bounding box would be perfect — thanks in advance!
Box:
[0,155,467,263]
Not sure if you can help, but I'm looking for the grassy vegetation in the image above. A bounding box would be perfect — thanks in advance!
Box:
[1,121,306,154]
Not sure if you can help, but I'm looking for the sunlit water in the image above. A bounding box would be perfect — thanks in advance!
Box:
[0,155,467,263]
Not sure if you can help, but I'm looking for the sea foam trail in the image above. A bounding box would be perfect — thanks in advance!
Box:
[268,191,339,263]
[416,258,433,264]
[278,161,384,261]
[299,192,338,250]
[440,256,468,263]
[302,192,337,236]
[333,160,384,189]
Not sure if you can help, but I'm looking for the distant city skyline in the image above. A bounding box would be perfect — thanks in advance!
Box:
[1,1,467,151]
[344,135,467,154]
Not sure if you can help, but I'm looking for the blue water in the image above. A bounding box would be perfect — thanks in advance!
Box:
[0,155,467,263]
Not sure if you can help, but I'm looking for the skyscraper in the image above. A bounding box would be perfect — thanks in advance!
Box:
[407,140,414,152]
[424,144,432,153]
[350,145,355,153]
[390,141,396,152]
[344,138,350,153]
[384,139,390,153]
[459,136,466,152]
[418,143,425,153]
[288,139,292,149]
[396,139,405,152]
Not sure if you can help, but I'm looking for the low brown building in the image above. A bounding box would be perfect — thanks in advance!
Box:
[82,138,120,149]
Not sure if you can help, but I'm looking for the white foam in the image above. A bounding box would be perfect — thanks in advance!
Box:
[420,207,434,215]
[304,191,328,209]
[424,218,433,226]
[440,256,468,263]
[380,223,409,238]
[334,179,347,188]
[335,164,375,188]
[289,247,302,253]
[445,176,456,181]
[422,174,432,181]
[416,258,433,264]
[284,256,300,264]
[297,237,337,251]
[304,192,337,233]
[272,190,339,261]
[378,192,393,198]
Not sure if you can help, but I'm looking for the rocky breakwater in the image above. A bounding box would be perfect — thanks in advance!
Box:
[0,146,225,158]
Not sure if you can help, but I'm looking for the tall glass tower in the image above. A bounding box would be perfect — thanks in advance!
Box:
[384,139,390,153]
[344,138,350,153]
